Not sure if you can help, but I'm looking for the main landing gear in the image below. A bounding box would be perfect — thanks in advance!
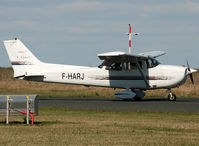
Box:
[168,89,176,101]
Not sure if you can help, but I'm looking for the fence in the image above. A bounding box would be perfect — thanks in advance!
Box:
[0,95,38,125]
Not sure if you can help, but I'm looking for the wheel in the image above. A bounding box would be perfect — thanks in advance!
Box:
[133,96,142,101]
[122,98,132,101]
[168,93,176,101]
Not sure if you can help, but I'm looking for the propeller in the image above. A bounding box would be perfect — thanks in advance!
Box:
[186,60,194,84]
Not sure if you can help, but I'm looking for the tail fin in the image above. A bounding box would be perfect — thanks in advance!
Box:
[3,38,42,78]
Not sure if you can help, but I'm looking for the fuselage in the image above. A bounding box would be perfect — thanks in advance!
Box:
[25,62,188,90]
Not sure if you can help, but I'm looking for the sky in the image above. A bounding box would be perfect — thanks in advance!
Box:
[0,0,199,68]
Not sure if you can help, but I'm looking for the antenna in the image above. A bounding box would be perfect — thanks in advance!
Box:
[128,24,139,54]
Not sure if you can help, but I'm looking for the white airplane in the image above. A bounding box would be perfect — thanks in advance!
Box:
[3,24,197,101]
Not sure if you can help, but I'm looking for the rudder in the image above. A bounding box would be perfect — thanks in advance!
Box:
[3,38,42,78]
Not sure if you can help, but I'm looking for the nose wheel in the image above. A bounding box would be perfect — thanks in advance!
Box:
[168,89,176,101]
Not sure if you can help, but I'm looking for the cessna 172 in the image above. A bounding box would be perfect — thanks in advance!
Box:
[3,24,196,101]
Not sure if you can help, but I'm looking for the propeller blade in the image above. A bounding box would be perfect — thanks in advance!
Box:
[186,60,194,84]
[186,60,191,72]
[190,73,194,84]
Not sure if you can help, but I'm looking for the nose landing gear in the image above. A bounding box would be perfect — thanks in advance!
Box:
[168,89,176,101]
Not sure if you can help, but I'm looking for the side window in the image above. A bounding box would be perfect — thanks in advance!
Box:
[142,60,147,69]
[146,59,152,68]
[120,62,137,71]
[146,58,159,68]
[130,62,137,69]
[152,59,159,67]
[106,63,122,71]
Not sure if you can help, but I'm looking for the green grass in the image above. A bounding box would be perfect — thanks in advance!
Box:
[0,108,199,145]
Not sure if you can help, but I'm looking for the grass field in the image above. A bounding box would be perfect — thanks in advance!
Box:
[0,67,198,98]
[0,68,199,145]
[0,108,199,145]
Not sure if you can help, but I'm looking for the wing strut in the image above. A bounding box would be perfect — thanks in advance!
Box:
[135,58,150,88]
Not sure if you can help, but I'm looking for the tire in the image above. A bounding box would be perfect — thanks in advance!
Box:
[168,93,176,101]
[122,98,132,101]
[133,97,142,101]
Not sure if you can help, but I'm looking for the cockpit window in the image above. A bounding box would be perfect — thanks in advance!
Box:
[105,63,122,71]
[104,58,160,70]
[146,58,160,68]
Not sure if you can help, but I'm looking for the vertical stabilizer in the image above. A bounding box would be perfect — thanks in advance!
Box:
[3,38,42,78]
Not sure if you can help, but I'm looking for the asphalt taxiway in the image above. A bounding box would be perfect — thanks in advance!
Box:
[38,97,199,113]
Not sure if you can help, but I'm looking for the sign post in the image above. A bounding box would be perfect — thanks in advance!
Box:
[6,96,9,124]
[6,96,12,124]
[26,96,29,124]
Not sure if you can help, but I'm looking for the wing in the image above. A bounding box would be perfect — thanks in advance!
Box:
[98,51,150,87]
[138,51,166,58]
[98,51,148,68]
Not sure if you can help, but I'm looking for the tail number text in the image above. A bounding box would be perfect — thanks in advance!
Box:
[62,73,84,80]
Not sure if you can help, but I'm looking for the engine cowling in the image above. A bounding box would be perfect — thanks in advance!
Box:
[115,91,136,100]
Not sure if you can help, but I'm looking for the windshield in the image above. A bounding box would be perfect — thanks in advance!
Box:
[146,58,160,68]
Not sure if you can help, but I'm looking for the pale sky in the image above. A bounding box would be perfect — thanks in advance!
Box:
[0,0,199,68]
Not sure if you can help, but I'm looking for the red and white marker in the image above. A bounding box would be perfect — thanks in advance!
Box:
[128,24,132,54]
[128,24,139,54]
